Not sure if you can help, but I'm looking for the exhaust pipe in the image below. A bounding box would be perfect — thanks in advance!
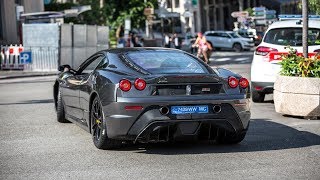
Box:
[213,105,221,113]
[159,106,169,115]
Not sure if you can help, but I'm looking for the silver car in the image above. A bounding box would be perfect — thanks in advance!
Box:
[204,31,254,51]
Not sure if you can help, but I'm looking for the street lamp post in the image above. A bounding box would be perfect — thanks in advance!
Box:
[302,0,308,57]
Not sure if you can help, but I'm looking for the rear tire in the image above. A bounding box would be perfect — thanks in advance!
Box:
[56,89,69,123]
[91,96,121,150]
[233,43,242,52]
[217,130,247,144]
[252,90,265,103]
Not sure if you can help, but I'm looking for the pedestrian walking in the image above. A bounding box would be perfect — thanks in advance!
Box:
[172,33,180,49]
[192,32,211,63]
[164,34,170,48]
[116,25,125,48]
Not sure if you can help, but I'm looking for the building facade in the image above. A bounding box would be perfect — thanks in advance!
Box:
[160,0,201,34]
[0,0,44,45]
[199,0,261,32]
[161,0,263,34]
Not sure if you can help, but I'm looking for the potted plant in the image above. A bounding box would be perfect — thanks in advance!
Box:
[274,47,320,118]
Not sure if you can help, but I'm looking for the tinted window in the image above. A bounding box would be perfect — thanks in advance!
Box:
[81,56,105,74]
[206,32,220,37]
[228,32,241,38]
[221,33,231,38]
[264,28,320,46]
[125,52,208,74]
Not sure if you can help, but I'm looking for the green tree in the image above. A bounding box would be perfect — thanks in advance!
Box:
[45,0,158,28]
[298,0,320,15]
[308,0,320,14]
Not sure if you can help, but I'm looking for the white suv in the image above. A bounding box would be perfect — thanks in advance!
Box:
[251,19,320,102]
[204,31,254,52]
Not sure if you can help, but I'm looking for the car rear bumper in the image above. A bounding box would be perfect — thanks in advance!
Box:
[103,96,250,142]
[251,81,274,94]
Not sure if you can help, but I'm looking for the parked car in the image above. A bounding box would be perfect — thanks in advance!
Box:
[251,18,320,102]
[204,31,254,51]
[53,48,251,149]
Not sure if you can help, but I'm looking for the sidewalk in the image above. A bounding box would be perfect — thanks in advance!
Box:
[0,70,58,79]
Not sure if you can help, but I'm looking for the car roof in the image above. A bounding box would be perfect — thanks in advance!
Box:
[268,20,320,29]
[204,31,234,34]
[104,47,184,54]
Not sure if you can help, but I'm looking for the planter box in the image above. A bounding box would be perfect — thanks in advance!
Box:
[274,75,320,117]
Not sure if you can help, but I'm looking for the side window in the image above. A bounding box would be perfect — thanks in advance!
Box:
[96,56,109,69]
[212,33,220,37]
[206,33,214,37]
[81,56,105,74]
[221,33,230,38]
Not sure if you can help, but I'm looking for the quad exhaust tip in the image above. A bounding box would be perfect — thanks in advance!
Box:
[160,106,169,115]
[213,105,221,113]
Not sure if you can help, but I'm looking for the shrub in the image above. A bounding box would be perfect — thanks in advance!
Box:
[279,47,320,78]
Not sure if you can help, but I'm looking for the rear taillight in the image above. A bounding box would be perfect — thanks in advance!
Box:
[134,78,146,91]
[239,78,249,89]
[119,79,131,92]
[255,46,278,56]
[228,76,239,88]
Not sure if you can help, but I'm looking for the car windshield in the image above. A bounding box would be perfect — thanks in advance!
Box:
[229,32,241,38]
[264,28,320,46]
[125,51,208,74]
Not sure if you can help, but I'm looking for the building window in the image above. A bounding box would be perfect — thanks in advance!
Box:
[175,0,180,8]
[166,0,172,8]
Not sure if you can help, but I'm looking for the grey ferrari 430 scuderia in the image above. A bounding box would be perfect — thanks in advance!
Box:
[53,48,251,149]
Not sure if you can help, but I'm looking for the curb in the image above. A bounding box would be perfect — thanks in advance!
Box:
[0,72,59,80]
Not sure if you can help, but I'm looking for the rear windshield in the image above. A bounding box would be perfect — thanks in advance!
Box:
[124,51,208,74]
[264,28,320,46]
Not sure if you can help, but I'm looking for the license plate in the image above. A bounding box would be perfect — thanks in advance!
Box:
[171,105,208,115]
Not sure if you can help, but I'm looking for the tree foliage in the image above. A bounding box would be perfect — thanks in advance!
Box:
[308,0,320,15]
[298,0,320,15]
[45,0,158,28]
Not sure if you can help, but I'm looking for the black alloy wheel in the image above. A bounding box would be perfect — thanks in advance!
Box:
[91,96,121,149]
[56,89,69,123]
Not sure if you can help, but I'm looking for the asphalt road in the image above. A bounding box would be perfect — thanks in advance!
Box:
[0,51,319,180]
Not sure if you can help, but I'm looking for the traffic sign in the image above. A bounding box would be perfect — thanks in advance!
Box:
[158,12,180,18]
[254,11,265,16]
[266,14,276,19]
[20,51,32,64]
[231,11,249,18]
[266,10,276,15]
[253,7,266,12]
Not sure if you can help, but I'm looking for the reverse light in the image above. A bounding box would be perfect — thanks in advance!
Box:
[255,46,278,56]
[228,76,239,88]
[134,78,146,91]
[239,78,249,89]
[119,79,131,92]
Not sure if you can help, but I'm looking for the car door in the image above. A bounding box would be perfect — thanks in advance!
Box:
[77,54,106,126]
[208,32,220,48]
[220,32,233,48]
[61,54,105,124]
[61,72,85,121]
